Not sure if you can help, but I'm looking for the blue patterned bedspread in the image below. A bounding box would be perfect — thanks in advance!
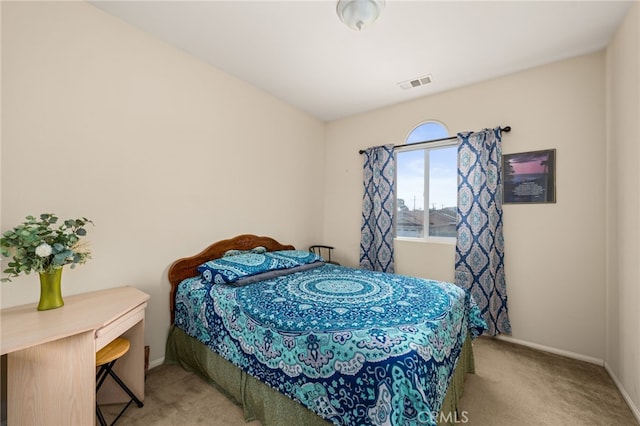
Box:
[174,264,486,426]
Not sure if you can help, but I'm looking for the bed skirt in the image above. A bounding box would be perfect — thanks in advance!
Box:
[165,325,475,426]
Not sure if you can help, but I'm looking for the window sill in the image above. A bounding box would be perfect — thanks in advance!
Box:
[394,236,456,246]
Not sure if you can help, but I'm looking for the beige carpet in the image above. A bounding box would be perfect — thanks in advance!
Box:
[101,337,638,425]
[460,338,637,426]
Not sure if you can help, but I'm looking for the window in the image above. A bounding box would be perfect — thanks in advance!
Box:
[396,121,457,239]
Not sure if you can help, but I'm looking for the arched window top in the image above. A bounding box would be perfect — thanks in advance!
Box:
[406,121,449,144]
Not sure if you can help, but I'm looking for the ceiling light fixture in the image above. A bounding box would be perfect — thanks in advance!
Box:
[336,0,385,31]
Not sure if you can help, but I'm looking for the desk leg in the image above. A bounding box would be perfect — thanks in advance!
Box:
[8,331,94,426]
[97,318,145,404]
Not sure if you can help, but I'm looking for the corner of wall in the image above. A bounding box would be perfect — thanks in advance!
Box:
[604,0,640,419]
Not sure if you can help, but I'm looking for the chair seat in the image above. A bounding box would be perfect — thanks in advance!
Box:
[97,337,130,366]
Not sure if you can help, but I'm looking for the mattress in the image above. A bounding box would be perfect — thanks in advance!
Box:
[171,263,485,425]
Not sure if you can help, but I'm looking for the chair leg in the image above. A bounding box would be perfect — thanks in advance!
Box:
[110,399,135,425]
[96,363,112,391]
[106,368,144,408]
[96,363,111,426]
[96,405,108,426]
[96,359,144,425]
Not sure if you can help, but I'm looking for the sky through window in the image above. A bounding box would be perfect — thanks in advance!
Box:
[397,122,455,211]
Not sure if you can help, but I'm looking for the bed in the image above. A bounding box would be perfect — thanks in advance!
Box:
[165,234,486,426]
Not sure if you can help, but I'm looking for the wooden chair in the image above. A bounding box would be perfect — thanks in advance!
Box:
[96,337,144,426]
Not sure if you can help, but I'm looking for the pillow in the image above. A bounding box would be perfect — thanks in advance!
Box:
[233,261,325,286]
[198,252,284,284]
[198,250,325,284]
[267,250,324,266]
[223,246,267,257]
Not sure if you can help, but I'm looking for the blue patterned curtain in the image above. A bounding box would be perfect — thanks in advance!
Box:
[360,144,395,273]
[455,128,511,336]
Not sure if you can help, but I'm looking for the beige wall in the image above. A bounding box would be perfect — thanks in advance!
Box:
[1,1,325,363]
[2,3,638,417]
[324,52,608,360]
[606,1,640,416]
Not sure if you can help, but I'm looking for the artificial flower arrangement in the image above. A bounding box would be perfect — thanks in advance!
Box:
[1,213,93,282]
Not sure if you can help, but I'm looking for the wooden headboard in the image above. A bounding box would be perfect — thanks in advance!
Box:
[168,234,295,323]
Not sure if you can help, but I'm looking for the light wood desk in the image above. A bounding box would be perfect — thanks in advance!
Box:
[0,286,149,425]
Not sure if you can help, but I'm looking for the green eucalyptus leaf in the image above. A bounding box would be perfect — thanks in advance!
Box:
[0,213,93,281]
[53,253,68,265]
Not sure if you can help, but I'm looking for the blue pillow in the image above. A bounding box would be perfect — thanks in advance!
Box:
[268,250,324,266]
[198,250,325,284]
[198,252,284,284]
[223,246,267,257]
[233,261,324,286]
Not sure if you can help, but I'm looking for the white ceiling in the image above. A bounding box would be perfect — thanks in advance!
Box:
[89,1,633,122]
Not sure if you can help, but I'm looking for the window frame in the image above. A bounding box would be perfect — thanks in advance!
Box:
[395,122,457,244]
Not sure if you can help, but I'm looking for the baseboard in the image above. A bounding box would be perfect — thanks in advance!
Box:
[493,335,605,366]
[149,357,165,370]
[604,362,640,424]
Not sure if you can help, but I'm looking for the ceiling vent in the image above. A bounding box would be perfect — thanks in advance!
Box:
[398,74,432,90]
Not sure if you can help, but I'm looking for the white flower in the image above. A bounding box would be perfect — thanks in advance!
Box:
[35,243,52,258]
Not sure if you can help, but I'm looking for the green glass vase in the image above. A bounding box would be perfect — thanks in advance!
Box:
[38,268,64,311]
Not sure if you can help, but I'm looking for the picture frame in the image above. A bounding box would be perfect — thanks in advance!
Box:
[502,149,556,204]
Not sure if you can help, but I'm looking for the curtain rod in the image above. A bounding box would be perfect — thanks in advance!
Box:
[358,126,511,154]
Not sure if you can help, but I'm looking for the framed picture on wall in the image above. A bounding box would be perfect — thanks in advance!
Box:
[503,149,556,204]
